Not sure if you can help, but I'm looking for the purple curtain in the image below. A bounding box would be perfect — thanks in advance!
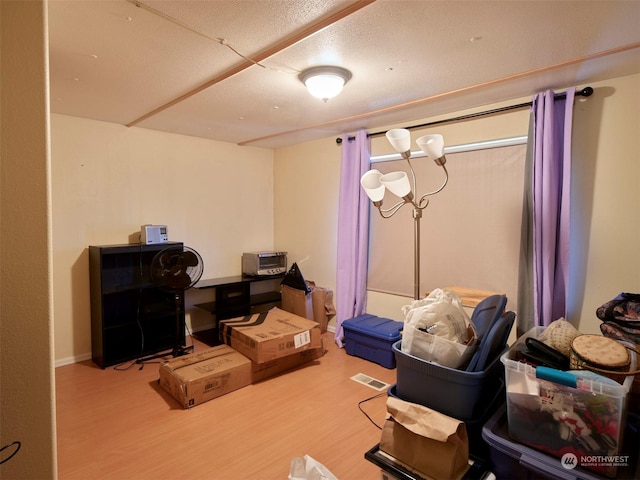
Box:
[334,130,371,347]
[531,88,575,326]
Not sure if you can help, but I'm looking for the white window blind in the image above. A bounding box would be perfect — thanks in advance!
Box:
[366,144,526,307]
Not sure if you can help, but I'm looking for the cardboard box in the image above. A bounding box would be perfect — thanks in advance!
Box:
[159,345,251,409]
[251,339,325,383]
[281,282,336,333]
[379,397,469,480]
[281,284,314,320]
[220,307,322,364]
[309,282,336,333]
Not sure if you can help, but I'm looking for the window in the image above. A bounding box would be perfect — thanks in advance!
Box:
[366,143,526,308]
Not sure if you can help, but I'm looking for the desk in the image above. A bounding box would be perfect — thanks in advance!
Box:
[194,274,284,346]
[194,274,284,319]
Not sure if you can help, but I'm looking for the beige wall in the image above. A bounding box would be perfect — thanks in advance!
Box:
[1,1,57,478]
[274,74,640,337]
[51,115,274,364]
[570,74,640,334]
[50,74,639,365]
[273,137,341,289]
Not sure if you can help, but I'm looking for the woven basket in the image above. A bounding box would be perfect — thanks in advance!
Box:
[570,334,639,384]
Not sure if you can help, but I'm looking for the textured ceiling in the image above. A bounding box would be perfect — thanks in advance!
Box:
[48,0,640,149]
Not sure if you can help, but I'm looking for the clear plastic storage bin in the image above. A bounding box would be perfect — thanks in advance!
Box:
[501,326,637,478]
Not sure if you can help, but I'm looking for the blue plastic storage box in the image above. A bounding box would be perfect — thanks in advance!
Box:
[342,314,403,368]
[393,340,505,420]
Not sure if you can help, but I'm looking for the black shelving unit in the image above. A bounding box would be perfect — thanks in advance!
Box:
[89,242,185,368]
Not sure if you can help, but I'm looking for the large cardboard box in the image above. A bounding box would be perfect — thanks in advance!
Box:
[220,307,322,364]
[251,338,326,383]
[159,345,251,409]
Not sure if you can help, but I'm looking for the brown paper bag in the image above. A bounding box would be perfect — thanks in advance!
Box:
[379,397,469,480]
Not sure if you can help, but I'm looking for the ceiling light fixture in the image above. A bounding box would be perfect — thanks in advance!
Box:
[299,66,352,102]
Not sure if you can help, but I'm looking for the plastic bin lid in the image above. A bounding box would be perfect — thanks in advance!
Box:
[342,314,403,340]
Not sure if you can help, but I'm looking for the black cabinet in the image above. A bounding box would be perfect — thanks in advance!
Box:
[89,242,185,368]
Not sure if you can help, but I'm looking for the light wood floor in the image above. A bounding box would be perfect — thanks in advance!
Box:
[55,332,398,479]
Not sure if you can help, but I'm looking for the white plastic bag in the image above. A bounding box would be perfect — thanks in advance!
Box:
[401,288,477,368]
[288,455,339,480]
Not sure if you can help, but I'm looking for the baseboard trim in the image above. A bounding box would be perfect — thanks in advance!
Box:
[55,352,92,368]
[55,322,334,368]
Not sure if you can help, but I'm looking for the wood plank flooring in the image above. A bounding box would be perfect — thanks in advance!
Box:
[55,333,397,479]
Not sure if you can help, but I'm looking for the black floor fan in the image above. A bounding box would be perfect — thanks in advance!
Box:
[138,245,204,363]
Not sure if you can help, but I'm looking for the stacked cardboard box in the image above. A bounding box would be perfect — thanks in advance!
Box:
[160,307,325,408]
[159,345,252,409]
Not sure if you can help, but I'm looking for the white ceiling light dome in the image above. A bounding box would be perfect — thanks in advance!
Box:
[299,66,352,102]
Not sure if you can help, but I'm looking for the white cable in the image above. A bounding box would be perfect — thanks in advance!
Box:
[126,0,297,74]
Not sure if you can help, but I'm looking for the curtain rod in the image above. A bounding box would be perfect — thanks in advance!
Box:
[336,86,593,145]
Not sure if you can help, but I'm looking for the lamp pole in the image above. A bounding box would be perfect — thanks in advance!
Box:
[413,206,422,300]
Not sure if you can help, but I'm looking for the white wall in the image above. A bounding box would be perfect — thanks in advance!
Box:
[51,115,274,364]
[274,75,640,338]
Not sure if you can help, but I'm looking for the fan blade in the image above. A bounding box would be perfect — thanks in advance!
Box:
[181,250,199,266]
[172,272,193,289]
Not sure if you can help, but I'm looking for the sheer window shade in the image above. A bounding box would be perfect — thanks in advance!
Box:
[367,144,525,308]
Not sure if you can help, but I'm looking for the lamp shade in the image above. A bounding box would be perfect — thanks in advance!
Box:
[360,169,385,202]
[385,129,411,154]
[416,134,445,159]
[380,171,411,198]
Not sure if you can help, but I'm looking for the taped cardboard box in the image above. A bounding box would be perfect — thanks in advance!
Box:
[251,338,326,383]
[380,397,469,480]
[159,345,252,409]
[219,307,322,364]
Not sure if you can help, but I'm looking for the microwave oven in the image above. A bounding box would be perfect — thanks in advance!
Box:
[242,251,287,276]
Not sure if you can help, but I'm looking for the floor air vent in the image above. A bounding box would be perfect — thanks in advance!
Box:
[350,373,389,391]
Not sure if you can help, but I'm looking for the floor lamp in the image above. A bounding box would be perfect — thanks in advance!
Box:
[360,129,449,300]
